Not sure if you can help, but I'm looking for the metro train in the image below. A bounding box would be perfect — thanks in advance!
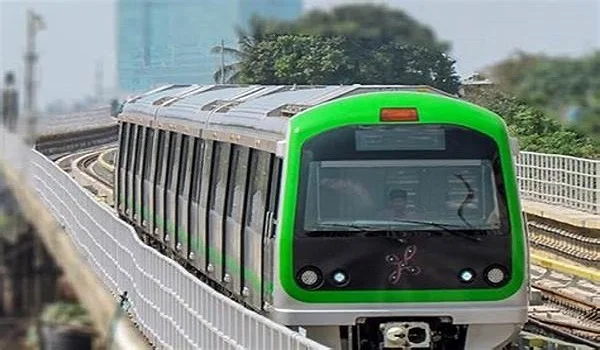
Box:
[115,84,529,349]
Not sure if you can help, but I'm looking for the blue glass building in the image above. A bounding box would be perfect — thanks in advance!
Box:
[116,0,302,94]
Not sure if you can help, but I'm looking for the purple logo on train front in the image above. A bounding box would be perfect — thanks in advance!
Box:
[386,245,421,285]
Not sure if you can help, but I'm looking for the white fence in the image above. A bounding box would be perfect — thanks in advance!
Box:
[516,152,600,214]
[0,128,329,350]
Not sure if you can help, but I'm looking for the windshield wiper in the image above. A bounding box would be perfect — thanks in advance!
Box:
[305,223,406,243]
[387,219,482,243]
[454,173,475,228]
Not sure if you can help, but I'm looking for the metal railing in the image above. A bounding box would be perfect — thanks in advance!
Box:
[516,152,600,214]
[0,128,329,350]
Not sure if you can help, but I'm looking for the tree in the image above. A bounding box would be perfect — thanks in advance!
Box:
[364,42,460,93]
[210,16,276,83]
[485,51,546,91]
[271,4,449,52]
[214,4,460,92]
[239,35,350,85]
[486,51,600,138]
[238,34,460,93]
[464,86,600,158]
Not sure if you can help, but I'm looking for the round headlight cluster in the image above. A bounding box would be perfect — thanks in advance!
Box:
[457,265,508,286]
[296,266,323,289]
[296,267,352,289]
[484,265,508,286]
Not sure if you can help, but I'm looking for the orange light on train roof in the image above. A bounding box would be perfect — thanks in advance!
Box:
[380,108,419,122]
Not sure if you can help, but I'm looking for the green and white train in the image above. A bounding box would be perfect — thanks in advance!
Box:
[116,84,529,349]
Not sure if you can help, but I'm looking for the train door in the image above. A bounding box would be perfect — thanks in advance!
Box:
[207,141,231,283]
[186,138,203,262]
[224,145,250,297]
[166,133,182,250]
[134,127,146,227]
[176,136,193,256]
[125,125,138,221]
[262,156,282,308]
[243,150,271,309]
[117,122,129,216]
[142,129,155,232]
[155,131,170,240]
[194,140,212,273]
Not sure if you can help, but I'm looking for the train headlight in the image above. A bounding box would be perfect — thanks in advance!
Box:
[296,266,323,289]
[484,265,508,286]
[458,268,475,283]
[331,270,350,287]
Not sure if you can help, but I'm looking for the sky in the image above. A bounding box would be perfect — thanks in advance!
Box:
[1,0,599,109]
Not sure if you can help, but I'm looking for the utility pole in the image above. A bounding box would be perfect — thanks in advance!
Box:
[220,39,225,85]
[23,9,45,145]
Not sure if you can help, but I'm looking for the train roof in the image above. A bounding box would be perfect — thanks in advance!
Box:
[119,84,457,141]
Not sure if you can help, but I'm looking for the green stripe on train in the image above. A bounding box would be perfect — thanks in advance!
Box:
[118,194,272,294]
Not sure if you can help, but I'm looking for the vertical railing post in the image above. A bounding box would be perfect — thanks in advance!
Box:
[595,160,600,214]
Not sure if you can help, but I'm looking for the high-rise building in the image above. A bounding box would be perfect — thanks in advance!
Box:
[116,0,302,95]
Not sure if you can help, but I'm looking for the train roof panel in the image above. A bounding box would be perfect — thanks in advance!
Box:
[120,84,457,137]
[132,85,197,104]
[226,86,347,118]
[164,86,260,115]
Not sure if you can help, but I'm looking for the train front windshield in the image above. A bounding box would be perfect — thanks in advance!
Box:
[295,124,510,237]
[303,159,501,231]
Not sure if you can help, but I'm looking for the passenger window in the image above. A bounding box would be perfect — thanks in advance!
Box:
[167,133,178,189]
[118,123,128,171]
[178,136,190,195]
[226,146,247,217]
[156,131,167,183]
[134,127,144,175]
[209,142,222,209]
[268,157,283,216]
[210,142,230,211]
[245,150,270,230]
[126,125,136,173]
[191,139,204,202]
[143,129,154,180]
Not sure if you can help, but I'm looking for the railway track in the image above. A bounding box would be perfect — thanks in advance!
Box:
[78,152,112,188]
[529,265,600,347]
[65,148,114,206]
[528,219,600,266]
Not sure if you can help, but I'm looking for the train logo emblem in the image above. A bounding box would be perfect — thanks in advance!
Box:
[386,245,421,284]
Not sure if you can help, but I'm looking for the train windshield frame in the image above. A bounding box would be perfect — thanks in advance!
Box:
[294,124,511,238]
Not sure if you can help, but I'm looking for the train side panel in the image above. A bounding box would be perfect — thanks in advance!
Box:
[177,136,194,257]
[224,145,250,297]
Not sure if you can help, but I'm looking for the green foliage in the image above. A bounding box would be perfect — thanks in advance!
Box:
[25,301,93,348]
[239,35,350,85]
[363,42,460,93]
[39,301,92,326]
[214,4,460,93]
[211,16,274,84]
[464,87,600,158]
[486,51,600,138]
[270,4,449,52]
[237,33,460,93]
